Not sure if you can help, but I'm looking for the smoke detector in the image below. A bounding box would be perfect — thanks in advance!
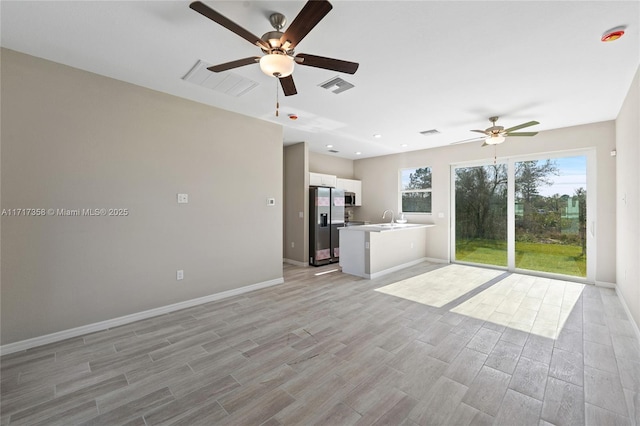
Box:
[601,26,626,42]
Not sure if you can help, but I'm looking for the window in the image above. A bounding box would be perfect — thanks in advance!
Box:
[400,167,432,213]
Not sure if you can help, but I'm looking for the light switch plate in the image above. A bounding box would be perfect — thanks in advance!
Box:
[177,193,189,204]
[177,269,184,280]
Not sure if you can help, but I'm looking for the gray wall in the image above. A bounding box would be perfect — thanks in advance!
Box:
[1,49,284,345]
[616,65,640,325]
[354,121,617,284]
[283,143,309,264]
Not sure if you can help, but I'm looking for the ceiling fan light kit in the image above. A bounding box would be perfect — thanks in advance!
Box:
[189,0,359,96]
[485,134,506,145]
[259,54,295,77]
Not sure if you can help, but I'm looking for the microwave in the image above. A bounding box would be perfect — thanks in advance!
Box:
[344,192,356,206]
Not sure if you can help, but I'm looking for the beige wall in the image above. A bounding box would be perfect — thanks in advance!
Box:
[616,65,640,325]
[283,143,309,264]
[309,151,354,178]
[1,49,283,345]
[354,121,617,284]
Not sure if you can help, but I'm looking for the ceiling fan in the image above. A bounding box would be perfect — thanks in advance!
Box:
[189,0,359,96]
[452,116,540,146]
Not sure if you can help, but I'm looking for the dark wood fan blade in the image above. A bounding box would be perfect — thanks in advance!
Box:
[207,57,260,72]
[190,1,269,50]
[470,129,488,134]
[279,0,333,49]
[295,53,359,74]
[279,75,297,96]
[506,131,538,137]
[504,120,539,132]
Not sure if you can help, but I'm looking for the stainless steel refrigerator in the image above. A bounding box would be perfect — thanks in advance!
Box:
[309,186,345,266]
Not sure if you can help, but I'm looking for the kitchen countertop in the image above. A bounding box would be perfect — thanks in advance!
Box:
[340,223,435,233]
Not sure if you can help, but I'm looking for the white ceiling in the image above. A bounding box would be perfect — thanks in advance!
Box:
[2,1,638,160]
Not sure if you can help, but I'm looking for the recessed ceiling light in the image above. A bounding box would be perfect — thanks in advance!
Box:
[401,144,408,147]
[355,151,362,155]
[326,144,333,148]
[373,134,382,138]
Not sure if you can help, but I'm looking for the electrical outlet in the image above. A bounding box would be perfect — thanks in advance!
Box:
[266,198,276,206]
[177,194,188,204]
[177,270,184,280]
[291,242,295,248]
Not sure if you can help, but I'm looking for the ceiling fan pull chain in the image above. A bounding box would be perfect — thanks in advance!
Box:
[494,146,497,165]
[275,78,280,117]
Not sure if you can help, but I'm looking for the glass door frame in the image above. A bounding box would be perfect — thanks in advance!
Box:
[450,148,597,283]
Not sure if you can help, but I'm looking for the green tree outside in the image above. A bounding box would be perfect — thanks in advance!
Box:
[455,158,587,277]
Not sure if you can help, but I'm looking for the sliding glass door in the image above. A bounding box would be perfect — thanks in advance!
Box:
[452,152,593,280]
[454,164,508,267]
[514,156,587,277]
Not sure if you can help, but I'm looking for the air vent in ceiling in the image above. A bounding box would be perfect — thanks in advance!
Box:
[319,76,355,94]
[182,60,258,97]
[328,149,340,153]
[419,129,440,136]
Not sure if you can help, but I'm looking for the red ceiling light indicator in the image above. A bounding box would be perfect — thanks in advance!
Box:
[601,26,626,42]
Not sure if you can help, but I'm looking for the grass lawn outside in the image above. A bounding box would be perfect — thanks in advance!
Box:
[456,238,586,277]
[456,239,507,267]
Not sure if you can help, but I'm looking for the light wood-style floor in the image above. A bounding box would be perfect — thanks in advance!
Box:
[2,261,640,425]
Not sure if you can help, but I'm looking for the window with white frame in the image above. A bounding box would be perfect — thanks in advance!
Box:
[400,167,432,213]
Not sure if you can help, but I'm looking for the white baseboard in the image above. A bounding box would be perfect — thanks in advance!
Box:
[283,258,308,267]
[615,286,640,344]
[367,258,428,279]
[0,277,284,356]
[425,257,449,264]
[596,281,616,289]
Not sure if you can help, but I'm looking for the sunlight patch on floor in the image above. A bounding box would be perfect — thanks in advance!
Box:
[374,264,503,308]
[375,264,585,340]
[450,273,585,339]
[314,268,340,276]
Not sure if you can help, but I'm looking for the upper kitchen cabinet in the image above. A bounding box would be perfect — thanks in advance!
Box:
[309,172,337,188]
[337,178,362,206]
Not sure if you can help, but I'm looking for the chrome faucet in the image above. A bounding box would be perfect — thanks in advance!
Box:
[382,209,395,224]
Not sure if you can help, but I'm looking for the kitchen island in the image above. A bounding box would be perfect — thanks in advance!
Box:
[339,223,435,279]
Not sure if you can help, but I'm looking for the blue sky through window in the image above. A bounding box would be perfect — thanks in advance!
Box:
[537,155,587,197]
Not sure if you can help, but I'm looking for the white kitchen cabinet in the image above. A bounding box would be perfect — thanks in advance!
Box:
[309,172,337,188]
[336,178,362,206]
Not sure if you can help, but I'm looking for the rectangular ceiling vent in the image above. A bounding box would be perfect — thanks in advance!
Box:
[419,129,441,136]
[328,149,340,153]
[319,76,354,94]
[182,60,258,97]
